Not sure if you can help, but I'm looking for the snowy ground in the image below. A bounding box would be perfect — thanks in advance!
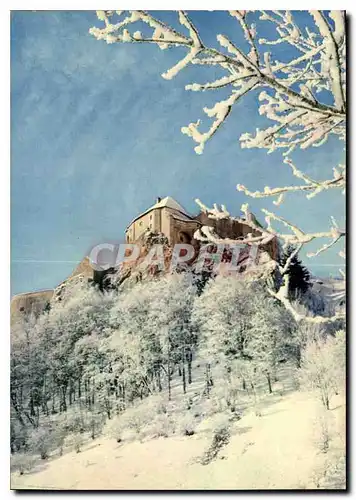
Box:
[11,383,345,490]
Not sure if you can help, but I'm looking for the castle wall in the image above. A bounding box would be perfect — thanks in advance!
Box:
[154,209,161,234]
[126,211,156,242]
[126,207,176,243]
[195,212,254,239]
[195,212,278,261]
[170,218,200,246]
[125,206,278,262]
[160,208,172,242]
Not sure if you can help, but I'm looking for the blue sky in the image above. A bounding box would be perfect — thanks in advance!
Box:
[11,11,345,295]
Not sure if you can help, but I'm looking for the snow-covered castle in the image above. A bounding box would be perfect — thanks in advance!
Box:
[11,196,278,323]
[125,196,201,246]
[125,195,277,253]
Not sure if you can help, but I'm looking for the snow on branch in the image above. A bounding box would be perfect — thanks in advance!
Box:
[237,157,345,203]
[229,10,259,66]
[195,198,345,255]
[194,197,345,323]
[90,10,346,154]
[310,11,345,111]
[262,209,345,252]
[306,216,345,258]
[182,79,259,154]
[280,243,303,275]
[195,198,276,247]
[89,10,346,322]
[268,274,344,324]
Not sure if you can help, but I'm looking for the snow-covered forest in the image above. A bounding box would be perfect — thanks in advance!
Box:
[11,10,346,490]
[11,269,345,488]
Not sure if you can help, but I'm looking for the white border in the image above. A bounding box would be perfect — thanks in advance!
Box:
[3,4,353,498]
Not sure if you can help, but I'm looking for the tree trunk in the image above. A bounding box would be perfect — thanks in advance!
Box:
[60,385,67,412]
[250,381,260,415]
[181,346,186,394]
[51,391,56,414]
[10,392,25,426]
[167,359,171,401]
[205,363,212,398]
[157,370,162,392]
[69,384,73,406]
[42,376,49,416]
[296,346,301,368]
[114,377,119,399]
[266,373,273,394]
[42,398,49,417]
[187,349,192,384]
[29,392,35,417]
[91,385,95,407]
[322,389,330,410]
[85,379,88,409]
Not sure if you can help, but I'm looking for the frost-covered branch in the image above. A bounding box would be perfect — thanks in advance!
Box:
[90,10,346,154]
[195,198,276,247]
[280,243,303,275]
[194,199,345,322]
[262,209,345,250]
[229,10,259,67]
[237,159,345,204]
[182,78,259,154]
[268,275,344,324]
[195,199,345,255]
[90,10,346,322]
[306,216,345,258]
[310,11,345,111]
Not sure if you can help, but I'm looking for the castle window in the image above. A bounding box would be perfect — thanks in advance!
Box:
[178,231,190,244]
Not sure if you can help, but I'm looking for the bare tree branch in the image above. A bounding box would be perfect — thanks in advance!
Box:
[90,10,346,323]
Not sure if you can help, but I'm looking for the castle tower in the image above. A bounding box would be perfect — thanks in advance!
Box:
[125,196,200,245]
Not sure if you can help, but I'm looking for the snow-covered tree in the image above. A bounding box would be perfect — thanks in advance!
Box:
[244,289,299,392]
[11,283,118,439]
[299,329,345,409]
[147,273,197,395]
[90,10,346,323]
[110,280,164,400]
[193,276,254,363]
[193,275,298,393]
[110,273,197,399]
[279,244,311,297]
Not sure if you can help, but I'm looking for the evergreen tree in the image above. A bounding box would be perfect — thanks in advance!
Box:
[280,246,311,298]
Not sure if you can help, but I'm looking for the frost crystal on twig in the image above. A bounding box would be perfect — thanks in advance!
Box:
[90,10,346,323]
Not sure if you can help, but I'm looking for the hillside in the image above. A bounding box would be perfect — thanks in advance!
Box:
[10,273,346,491]
[10,290,53,325]
[10,257,94,325]
[11,382,345,490]
[310,277,345,306]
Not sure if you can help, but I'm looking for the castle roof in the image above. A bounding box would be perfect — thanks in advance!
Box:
[126,196,193,230]
[150,196,189,214]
